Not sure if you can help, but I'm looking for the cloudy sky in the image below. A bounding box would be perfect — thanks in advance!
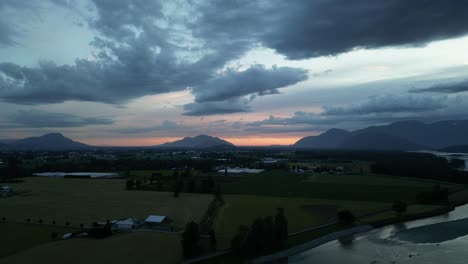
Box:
[0,0,467,146]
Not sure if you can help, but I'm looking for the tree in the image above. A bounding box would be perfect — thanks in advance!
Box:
[207,175,215,193]
[182,222,201,259]
[274,208,288,249]
[392,201,407,215]
[209,229,217,251]
[174,180,183,198]
[231,225,249,256]
[188,178,196,193]
[337,210,355,226]
[125,179,134,190]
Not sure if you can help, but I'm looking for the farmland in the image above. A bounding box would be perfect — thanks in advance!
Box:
[220,170,456,202]
[0,232,181,264]
[0,177,212,226]
[214,194,389,248]
[0,223,77,258]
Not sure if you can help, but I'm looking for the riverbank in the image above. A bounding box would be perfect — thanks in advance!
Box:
[250,204,457,264]
[251,225,373,264]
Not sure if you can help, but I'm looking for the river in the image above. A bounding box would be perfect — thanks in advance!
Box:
[412,150,468,171]
[289,204,468,264]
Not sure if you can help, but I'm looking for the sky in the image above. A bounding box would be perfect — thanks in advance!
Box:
[0,0,467,146]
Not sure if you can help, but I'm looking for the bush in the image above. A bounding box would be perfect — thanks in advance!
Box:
[337,210,355,226]
[392,201,407,214]
[51,232,59,240]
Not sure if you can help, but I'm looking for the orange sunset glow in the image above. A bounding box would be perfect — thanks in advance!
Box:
[82,136,304,147]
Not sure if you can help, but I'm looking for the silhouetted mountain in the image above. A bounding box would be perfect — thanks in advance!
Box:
[341,132,426,151]
[294,120,468,150]
[439,145,468,153]
[294,129,351,149]
[8,133,90,151]
[355,120,468,149]
[157,135,234,149]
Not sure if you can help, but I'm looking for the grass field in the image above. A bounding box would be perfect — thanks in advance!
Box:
[0,232,181,264]
[0,223,77,259]
[304,173,458,187]
[214,194,389,249]
[0,177,212,227]
[220,170,458,202]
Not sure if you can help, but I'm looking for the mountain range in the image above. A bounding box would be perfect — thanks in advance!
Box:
[293,120,468,150]
[156,135,234,149]
[1,120,468,151]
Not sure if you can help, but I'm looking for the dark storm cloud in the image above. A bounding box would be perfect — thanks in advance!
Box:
[1,0,467,107]
[0,0,253,105]
[114,120,185,134]
[6,109,113,128]
[324,95,448,115]
[192,65,308,102]
[410,79,468,94]
[199,0,468,59]
[183,98,252,116]
[247,95,452,132]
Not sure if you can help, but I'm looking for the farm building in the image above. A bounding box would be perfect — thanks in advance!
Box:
[114,218,139,230]
[1,186,13,197]
[145,215,168,225]
[144,215,172,230]
[218,167,264,174]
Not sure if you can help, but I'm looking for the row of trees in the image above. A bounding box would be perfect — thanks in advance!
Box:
[231,208,288,257]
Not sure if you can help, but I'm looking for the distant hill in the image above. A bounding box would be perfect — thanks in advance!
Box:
[340,132,426,151]
[156,135,235,149]
[294,120,468,150]
[8,133,90,151]
[294,128,351,149]
[355,120,468,149]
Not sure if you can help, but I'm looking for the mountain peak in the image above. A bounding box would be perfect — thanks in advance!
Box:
[8,133,89,150]
[42,133,66,138]
[157,135,234,148]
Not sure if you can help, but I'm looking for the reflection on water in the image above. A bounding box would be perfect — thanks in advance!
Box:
[289,204,468,264]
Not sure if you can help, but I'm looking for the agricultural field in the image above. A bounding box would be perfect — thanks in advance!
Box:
[214,194,389,249]
[288,160,373,173]
[220,170,459,202]
[304,173,459,188]
[0,232,181,264]
[0,223,77,259]
[0,177,212,227]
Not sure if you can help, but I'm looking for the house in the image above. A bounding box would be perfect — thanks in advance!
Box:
[115,218,138,230]
[144,215,171,228]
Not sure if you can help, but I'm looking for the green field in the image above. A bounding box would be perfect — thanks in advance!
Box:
[0,232,181,264]
[214,194,389,249]
[304,173,458,187]
[0,223,77,258]
[0,177,212,227]
[220,170,457,202]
